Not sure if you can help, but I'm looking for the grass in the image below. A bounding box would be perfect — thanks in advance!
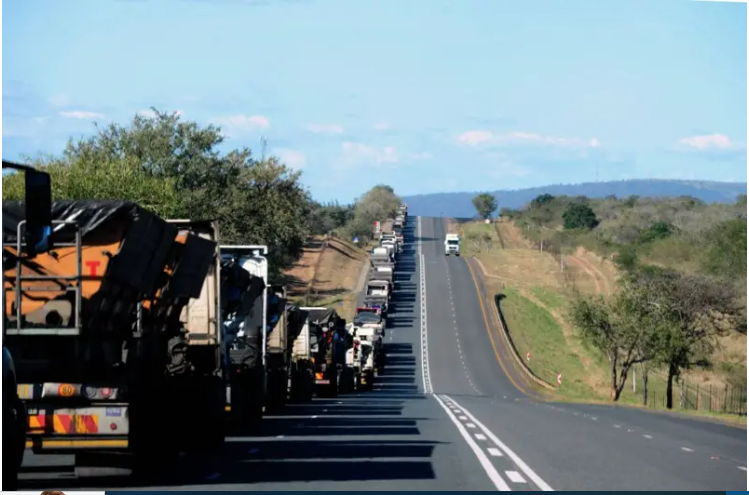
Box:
[462,217,747,423]
[499,288,597,401]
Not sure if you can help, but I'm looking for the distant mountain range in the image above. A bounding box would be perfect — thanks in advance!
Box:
[402,179,747,218]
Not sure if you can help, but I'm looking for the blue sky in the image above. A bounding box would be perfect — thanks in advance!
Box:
[3,0,746,203]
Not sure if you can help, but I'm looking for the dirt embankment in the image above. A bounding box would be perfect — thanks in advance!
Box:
[281,235,369,320]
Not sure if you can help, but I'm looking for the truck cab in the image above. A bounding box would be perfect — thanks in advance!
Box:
[444,233,461,256]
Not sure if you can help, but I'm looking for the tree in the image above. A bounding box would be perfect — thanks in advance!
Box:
[569,287,662,401]
[701,218,747,280]
[472,193,498,219]
[345,185,401,240]
[2,108,311,275]
[530,193,554,209]
[562,203,598,230]
[625,267,740,409]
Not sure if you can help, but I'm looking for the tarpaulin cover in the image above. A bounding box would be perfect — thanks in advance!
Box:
[3,200,176,296]
[306,307,339,327]
[3,199,162,244]
[285,304,308,342]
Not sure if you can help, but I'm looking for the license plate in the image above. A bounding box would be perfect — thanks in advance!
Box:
[316,380,330,385]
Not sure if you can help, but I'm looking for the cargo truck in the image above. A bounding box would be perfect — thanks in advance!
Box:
[219,245,269,429]
[3,203,225,478]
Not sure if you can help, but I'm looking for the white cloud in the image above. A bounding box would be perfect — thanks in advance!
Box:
[677,134,733,151]
[458,130,601,149]
[209,114,270,136]
[307,123,344,134]
[59,110,104,120]
[409,152,432,161]
[48,93,71,107]
[372,122,392,131]
[275,148,306,169]
[338,142,399,168]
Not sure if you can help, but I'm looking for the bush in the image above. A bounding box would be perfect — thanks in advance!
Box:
[613,244,638,272]
[562,203,599,230]
[701,218,747,279]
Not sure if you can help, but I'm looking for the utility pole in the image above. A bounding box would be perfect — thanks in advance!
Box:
[260,136,267,162]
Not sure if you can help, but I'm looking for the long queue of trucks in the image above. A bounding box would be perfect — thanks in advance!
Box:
[1,184,409,487]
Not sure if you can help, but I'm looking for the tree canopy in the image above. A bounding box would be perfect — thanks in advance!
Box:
[3,109,312,275]
[472,193,498,219]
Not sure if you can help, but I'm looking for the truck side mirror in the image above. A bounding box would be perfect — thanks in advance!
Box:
[24,170,53,257]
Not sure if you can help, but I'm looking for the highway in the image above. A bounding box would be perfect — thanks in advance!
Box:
[17,216,747,491]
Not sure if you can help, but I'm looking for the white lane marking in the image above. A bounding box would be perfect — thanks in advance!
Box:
[681,447,694,452]
[445,395,554,491]
[417,217,433,395]
[643,434,652,439]
[475,434,487,440]
[467,423,477,429]
[506,471,526,483]
[433,394,511,491]
[488,448,503,457]
[738,466,747,471]
[459,415,468,420]
[613,424,621,428]
[276,435,285,439]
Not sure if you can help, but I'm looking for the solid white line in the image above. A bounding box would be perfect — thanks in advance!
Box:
[433,395,511,491]
[488,448,503,457]
[681,447,694,452]
[738,466,747,471]
[506,471,526,483]
[475,433,487,440]
[446,395,554,491]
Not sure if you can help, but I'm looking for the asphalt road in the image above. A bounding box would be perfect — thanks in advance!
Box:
[17,216,747,491]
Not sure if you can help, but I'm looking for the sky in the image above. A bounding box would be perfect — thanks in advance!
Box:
[2,0,747,203]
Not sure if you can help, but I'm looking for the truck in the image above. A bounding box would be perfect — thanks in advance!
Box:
[288,305,314,402]
[218,245,269,430]
[352,310,386,380]
[301,308,351,398]
[343,323,363,392]
[265,285,289,412]
[2,160,51,489]
[445,233,461,256]
[3,203,225,478]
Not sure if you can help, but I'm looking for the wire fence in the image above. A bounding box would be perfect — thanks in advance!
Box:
[647,382,747,416]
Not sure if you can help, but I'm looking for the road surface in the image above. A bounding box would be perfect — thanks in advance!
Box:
[17,216,747,491]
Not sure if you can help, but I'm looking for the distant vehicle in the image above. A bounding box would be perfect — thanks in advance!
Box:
[445,233,460,256]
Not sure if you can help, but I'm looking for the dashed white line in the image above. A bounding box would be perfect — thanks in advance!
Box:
[488,448,504,457]
[467,423,477,429]
[643,434,652,439]
[475,433,487,440]
[681,447,694,452]
[459,415,468,420]
[506,471,527,483]
[613,424,621,428]
[445,395,554,491]
[433,394,511,491]
[738,466,747,471]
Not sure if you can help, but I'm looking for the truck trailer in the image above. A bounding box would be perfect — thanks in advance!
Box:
[3,203,225,477]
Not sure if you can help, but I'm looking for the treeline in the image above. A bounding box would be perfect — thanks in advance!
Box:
[498,193,747,406]
[501,193,747,283]
[2,109,400,278]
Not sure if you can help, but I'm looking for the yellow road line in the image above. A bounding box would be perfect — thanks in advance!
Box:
[465,258,535,397]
